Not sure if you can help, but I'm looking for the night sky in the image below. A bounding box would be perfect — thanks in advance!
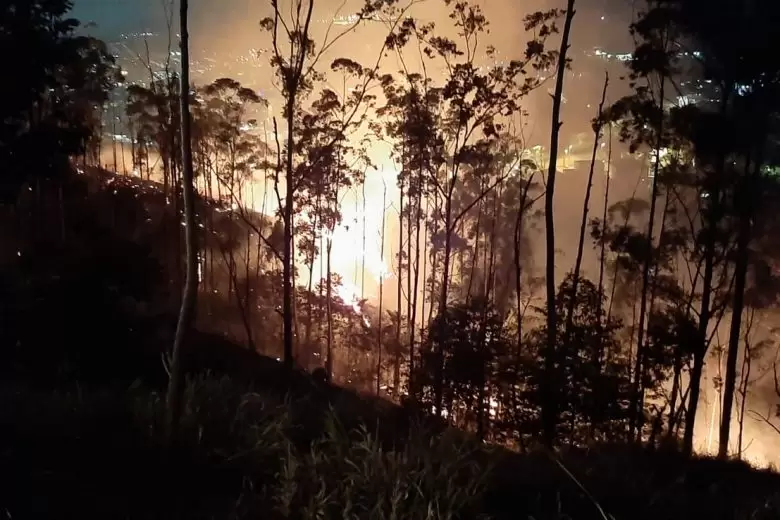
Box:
[72,0,167,37]
[71,0,635,48]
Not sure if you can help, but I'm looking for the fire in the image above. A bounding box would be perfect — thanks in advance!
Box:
[304,164,397,313]
[102,144,396,316]
[312,193,391,313]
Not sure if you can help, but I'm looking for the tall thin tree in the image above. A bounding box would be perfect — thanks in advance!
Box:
[165,0,198,443]
[542,0,576,448]
[377,180,388,395]
[564,72,608,342]
[628,68,665,441]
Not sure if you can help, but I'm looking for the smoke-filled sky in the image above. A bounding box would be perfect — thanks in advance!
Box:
[76,0,636,90]
[76,0,644,298]
[73,0,635,42]
[73,0,637,146]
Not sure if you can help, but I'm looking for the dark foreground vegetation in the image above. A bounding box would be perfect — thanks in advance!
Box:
[1,168,777,519]
[2,363,780,520]
[3,0,780,518]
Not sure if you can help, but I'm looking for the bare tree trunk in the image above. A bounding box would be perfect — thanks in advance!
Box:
[435,193,454,416]
[564,73,608,339]
[684,87,732,456]
[165,0,198,443]
[467,194,483,301]
[326,237,334,380]
[409,186,422,394]
[120,135,127,175]
[394,182,404,394]
[377,182,387,395]
[686,343,710,454]
[666,347,683,440]
[111,105,118,172]
[406,191,413,364]
[420,194,429,348]
[318,234,325,343]
[305,191,322,360]
[489,189,500,305]
[719,152,759,459]
[282,115,296,369]
[458,220,466,289]
[362,181,367,299]
[628,74,665,440]
[598,123,612,308]
[427,190,440,329]
[606,176,644,325]
[541,0,576,448]
[514,172,534,349]
[325,159,344,381]
[129,118,136,173]
[253,179,269,344]
[292,212,300,360]
[736,308,755,458]
[278,0,315,370]
[596,124,613,437]
[510,172,535,443]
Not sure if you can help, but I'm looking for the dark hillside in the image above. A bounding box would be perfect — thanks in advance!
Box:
[2,367,780,520]
[1,167,779,520]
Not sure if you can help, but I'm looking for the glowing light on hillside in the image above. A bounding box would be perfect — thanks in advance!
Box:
[328,205,390,281]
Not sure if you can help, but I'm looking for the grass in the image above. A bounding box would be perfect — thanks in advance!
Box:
[0,374,491,520]
[1,368,780,520]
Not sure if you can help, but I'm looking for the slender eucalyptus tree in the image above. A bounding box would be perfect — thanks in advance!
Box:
[165,0,198,442]
[542,0,576,448]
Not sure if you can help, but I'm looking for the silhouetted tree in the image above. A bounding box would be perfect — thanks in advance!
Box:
[525,275,628,445]
[384,1,561,416]
[542,0,575,450]
[165,0,198,443]
[259,0,410,370]
[0,0,118,202]
[417,298,509,440]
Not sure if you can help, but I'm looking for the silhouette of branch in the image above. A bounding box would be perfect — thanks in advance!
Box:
[449,172,512,233]
[748,408,780,437]
[272,117,284,213]
[304,1,421,175]
[449,146,535,232]
[217,174,283,264]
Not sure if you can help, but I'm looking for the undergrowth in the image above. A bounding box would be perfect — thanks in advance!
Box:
[151,375,493,520]
[1,375,779,520]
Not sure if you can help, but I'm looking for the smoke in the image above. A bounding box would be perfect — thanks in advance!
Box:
[83,0,780,465]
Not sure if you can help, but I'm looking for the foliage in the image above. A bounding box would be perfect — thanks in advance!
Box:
[0,175,167,386]
[416,298,509,437]
[521,275,630,444]
[0,0,119,201]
